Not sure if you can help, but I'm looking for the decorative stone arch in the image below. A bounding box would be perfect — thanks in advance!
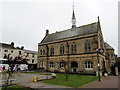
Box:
[70,61,79,73]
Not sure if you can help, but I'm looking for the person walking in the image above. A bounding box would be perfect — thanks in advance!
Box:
[3,66,5,71]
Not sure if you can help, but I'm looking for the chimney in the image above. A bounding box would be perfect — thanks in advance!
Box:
[21,46,24,50]
[46,29,49,36]
[11,42,14,47]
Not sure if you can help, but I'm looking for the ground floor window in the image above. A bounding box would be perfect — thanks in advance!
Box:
[60,62,65,68]
[40,60,44,68]
[85,61,93,69]
[50,62,55,68]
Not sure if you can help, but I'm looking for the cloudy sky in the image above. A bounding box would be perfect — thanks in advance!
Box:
[0,0,119,55]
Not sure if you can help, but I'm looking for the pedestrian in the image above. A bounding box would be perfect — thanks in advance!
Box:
[3,66,5,71]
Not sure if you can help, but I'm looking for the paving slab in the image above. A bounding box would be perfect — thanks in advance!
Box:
[82,76,118,88]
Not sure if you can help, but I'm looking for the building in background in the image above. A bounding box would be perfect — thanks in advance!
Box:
[0,42,38,70]
[37,6,116,75]
[24,50,37,70]
[104,42,116,72]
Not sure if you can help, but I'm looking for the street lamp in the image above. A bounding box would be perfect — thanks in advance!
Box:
[66,42,69,81]
[98,63,101,81]
[96,49,101,82]
[97,48,104,81]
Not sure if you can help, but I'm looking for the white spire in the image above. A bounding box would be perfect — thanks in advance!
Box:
[72,3,76,28]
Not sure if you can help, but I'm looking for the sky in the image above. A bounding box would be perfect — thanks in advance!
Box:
[0,0,119,55]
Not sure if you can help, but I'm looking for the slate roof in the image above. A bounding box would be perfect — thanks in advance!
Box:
[24,49,38,54]
[104,42,114,50]
[41,22,98,43]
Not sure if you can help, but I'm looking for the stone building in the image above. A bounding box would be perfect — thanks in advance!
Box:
[104,42,116,73]
[0,42,37,70]
[24,49,37,70]
[38,8,115,75]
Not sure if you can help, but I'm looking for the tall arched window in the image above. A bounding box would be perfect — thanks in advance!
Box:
[60,44,64,55]
[85,40,91,53]
[71,43,76,54]
[50,62,55,68]
[85,61,93,69]
[50,46,54,56]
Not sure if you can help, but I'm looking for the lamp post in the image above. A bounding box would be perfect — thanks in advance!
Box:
[46,45,49,79]
[96,49,101,81]
[98,63,101,81]
[66,42,69,81]
[97,49,104,81]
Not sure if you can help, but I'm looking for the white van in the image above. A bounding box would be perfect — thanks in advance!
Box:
[0,58,28,72]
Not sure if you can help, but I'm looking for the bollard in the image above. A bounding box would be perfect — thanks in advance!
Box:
[33,76,37,82]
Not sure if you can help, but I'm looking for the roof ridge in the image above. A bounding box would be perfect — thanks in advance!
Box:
[48,22,98,35]
[77,22,97,28]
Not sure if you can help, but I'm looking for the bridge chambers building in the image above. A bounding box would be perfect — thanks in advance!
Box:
[38,8,115,75]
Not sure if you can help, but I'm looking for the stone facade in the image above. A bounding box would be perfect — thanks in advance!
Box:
[37,20,116,75]
[38,10,116,75]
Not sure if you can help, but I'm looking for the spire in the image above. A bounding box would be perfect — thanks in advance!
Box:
[97,16,101,29]
[72,3,76,28]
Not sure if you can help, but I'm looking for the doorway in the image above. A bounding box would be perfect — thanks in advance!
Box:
[71,61,78,73]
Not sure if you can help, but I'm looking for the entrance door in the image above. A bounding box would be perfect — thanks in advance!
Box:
[71,61,78,73]
[73,68,76,72]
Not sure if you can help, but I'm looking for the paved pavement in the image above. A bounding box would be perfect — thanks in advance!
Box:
[82,75,118,88]
[12,73,70,88]
[0,72,119,89]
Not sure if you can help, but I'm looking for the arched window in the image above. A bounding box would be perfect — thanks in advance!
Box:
[50,62,55,68]
[85,40,91,53]
[85,61,93,69]
[71,43,76,54]
[60,62,65,68]
[60,44,64,55]
[50,46,54,56]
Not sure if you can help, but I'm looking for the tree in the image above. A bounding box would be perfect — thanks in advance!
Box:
[3,54,29,88]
